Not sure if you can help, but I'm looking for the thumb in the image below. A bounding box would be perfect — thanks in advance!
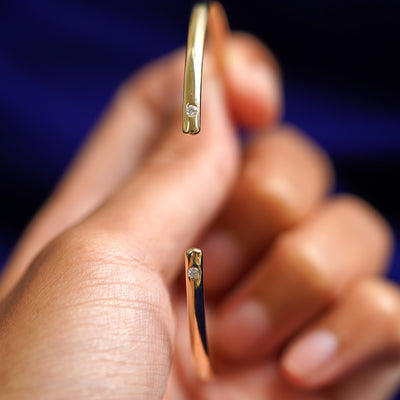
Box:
[0,59,240,399]
[81,62,241,284]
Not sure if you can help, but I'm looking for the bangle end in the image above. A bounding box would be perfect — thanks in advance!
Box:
[185,248,213,380]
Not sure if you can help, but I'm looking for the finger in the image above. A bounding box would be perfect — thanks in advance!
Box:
[207,4,282,128]
[326,357,400,400]
[212,195,393,362]
[199,363,325,400]
[201,125,333,295]
[0,64,239,399]
[282,278,400,390]
[222,32,283,128]
[69,65,241,285]
[167,295,323,400]
[0,50,185,298]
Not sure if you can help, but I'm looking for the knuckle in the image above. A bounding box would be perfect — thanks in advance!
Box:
[273,233,338,304]
[353,280,400,341]
[242,164,302,229]
[242,124,334,230]
[330,195,394,251]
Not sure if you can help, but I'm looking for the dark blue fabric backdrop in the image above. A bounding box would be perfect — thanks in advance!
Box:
[1,1,399,397]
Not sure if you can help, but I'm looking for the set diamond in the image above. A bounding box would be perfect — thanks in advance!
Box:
[187,266,200,280]
[185,104,198,117]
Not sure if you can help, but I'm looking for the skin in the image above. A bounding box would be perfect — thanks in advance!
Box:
[0,30,399,400]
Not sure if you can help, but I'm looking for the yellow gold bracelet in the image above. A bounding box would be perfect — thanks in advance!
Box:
[183,2,228,380]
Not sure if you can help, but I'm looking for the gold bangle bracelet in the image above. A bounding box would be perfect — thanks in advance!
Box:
[183,2,228,380]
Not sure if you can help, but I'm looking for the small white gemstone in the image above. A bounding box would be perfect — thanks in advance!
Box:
[185,104,198,117]
[187,266,200,280]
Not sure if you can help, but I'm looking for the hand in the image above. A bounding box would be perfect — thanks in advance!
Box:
[0,29,399,399]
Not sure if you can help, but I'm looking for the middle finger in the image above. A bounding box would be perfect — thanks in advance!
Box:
[201,124,333,296]
[212,195,393,363]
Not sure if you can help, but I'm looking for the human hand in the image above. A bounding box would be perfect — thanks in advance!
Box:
[0,29,399,400]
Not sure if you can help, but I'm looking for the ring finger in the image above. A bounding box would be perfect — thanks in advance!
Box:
[212,195,393,363]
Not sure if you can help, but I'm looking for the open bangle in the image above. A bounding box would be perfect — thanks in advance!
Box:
[183,2,228,380]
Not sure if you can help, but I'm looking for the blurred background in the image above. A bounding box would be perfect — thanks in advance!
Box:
[0,0,399,397]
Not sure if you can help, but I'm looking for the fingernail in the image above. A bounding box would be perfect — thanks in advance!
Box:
[283,330,338,378]
[215,299,270,358]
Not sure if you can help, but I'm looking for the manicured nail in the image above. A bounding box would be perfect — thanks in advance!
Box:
[283,330,338,378]
[215,299,270,358]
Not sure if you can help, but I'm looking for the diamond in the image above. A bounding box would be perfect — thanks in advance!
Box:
[185,104,198,117]
[187,266,200,280]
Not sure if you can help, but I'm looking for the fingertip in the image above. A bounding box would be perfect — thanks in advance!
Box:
[223,33,283,129]
[281,278,400,391]
[335,195,395,268]
[280,329,339,390]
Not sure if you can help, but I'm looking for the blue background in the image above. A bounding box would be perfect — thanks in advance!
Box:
[0,0,399,397]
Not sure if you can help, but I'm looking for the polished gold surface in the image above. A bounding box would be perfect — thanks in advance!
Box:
[182,3,209,134]
[183,2,229,380]
[185,248,212,380]
[182,2,229,134]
